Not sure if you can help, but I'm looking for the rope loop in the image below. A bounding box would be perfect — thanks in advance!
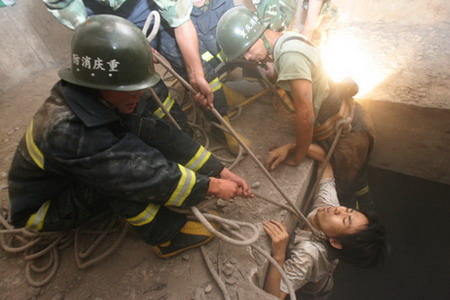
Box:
[335,117,352,136]
[191,207,260,246]
[143,10,161,42]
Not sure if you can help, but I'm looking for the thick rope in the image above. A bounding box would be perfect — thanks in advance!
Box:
[302,103,355,215]
[0,184,128,287]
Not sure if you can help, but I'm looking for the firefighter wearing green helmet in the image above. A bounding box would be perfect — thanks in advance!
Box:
[217,6,373,210]
[8,15,253,259]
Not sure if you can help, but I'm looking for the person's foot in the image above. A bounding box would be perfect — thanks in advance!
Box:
[150,221,217,259]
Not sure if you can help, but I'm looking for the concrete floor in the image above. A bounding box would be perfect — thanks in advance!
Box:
[331,167,450,300]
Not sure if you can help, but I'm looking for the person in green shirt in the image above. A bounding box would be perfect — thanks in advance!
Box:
[217,6,375,210]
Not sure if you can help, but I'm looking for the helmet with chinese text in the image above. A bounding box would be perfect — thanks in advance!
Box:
[58,14,160,91]
[216,6,265,61]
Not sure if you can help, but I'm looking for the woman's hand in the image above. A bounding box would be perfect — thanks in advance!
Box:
[263,220,289,262]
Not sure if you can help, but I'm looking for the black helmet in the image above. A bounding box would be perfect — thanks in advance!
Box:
[59,15,160,91]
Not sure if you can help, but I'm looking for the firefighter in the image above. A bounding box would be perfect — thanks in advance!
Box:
[43,0,249,154]
[217,7,374,210]
[7,15,253,259]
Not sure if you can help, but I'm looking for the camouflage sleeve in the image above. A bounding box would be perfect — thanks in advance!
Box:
[153,0,193,27]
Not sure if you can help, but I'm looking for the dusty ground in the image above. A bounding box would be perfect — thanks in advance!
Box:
[1,16,449,300]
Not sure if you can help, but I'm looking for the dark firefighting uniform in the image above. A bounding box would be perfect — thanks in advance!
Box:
[8,80,224,245]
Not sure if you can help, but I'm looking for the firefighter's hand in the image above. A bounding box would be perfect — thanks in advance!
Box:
[265,144,297,170]
[208,177,242,200]
[219,168,254,198]
[191,76,214,110]
[263,220,289,261]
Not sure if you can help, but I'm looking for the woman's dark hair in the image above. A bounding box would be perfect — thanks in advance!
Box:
[329,210,389,268]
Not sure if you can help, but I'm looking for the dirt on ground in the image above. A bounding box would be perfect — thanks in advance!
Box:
[0,13,449,300]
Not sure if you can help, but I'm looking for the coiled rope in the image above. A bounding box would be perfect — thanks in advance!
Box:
[0,184,128,287]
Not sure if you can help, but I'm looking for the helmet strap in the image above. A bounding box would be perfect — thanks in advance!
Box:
[261,32,271,56]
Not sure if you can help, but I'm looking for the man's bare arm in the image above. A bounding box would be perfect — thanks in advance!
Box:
[307,144,334,179]
[174,20,214,109]
[290,79,315,165]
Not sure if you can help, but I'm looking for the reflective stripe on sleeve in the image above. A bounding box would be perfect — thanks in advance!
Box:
[165,164,196,207]
[153,93,176,119]
[354,185,369,197]
[25,120,45,170]
[184,145,211,172]
[209,77,222,93]
[126,203,161,226]
[25,200,50,231]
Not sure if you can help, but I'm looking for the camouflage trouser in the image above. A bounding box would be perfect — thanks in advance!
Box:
[253,0,339,36]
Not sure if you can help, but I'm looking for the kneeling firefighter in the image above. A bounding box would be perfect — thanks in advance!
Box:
[8,15,253,259]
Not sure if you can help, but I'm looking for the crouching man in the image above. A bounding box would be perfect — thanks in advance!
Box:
[217,6,376,210]
[263,144,388,298]
[8,15,252,259]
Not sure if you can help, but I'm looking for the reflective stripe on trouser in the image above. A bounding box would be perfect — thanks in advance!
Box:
[25,119,45,170]
[127,203,161,226]
[184,145,211,172]
[152,93,175,119]
[201,50,225,64]
[25,200,50,231]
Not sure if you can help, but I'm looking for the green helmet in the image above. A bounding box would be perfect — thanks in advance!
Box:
[217,6,265,61]
[59,15,160,91]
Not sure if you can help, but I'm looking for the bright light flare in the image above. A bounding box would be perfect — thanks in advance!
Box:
[321,30,393,97]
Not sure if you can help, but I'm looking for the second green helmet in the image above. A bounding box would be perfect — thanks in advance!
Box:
[217,6,266,61]
[59,14,160,91]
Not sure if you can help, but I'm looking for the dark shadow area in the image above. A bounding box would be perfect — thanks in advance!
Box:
[331,167,450,300]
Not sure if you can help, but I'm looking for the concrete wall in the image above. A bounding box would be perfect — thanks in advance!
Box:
[333,0,450,24]
[361,100,450,185]
[0,0,72,96]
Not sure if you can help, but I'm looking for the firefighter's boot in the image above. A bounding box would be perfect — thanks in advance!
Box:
[212,116,251,155]
[151,220,217,259]
[222,83,247,107]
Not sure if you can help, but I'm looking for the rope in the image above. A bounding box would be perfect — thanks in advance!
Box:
[143,10,160,43]
[302,103,355,215]
[148,87,182,130]
[0,184,128,287]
